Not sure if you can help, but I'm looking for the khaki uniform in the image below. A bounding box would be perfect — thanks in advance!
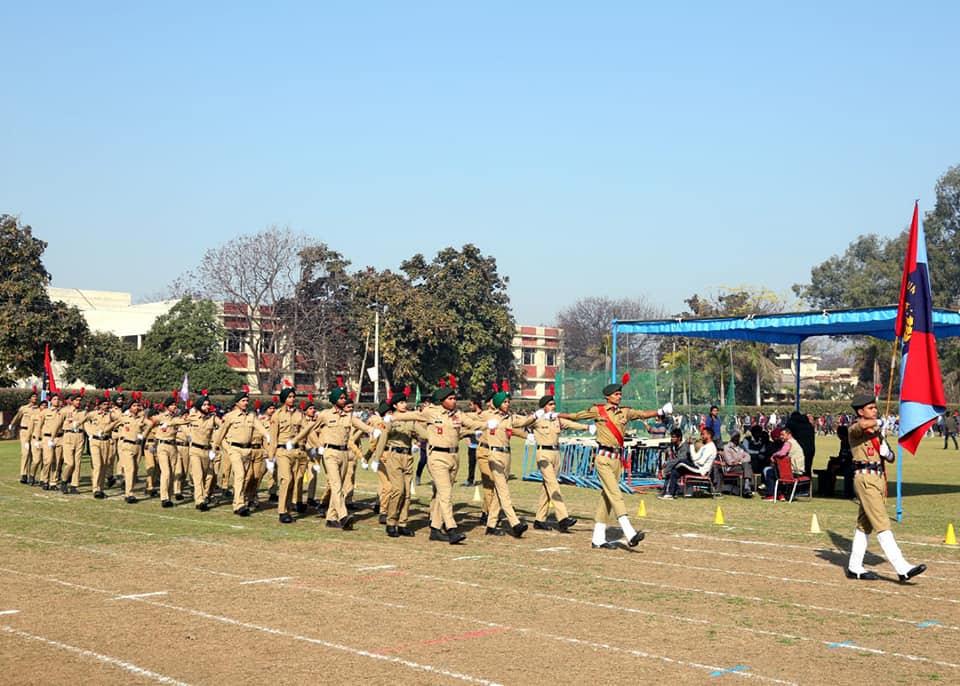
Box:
[267,406,307,516]
[481,410,531,529]
[149,409,189,502]
[214,407,268,513]
[371,413,418,527]
[174,420,191,496]
[391,407,486,531]
[115,414,152,498]
[188,410,220,506]
[84,410,121,494]
[849,423,890,534]
[59,404,88,490]
[35,405,66,487]
[468,409,496,515]
[245,420,268,506]
[526,414,590,523]
[10,402,39,480]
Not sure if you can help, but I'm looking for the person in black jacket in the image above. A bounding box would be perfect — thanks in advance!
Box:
[786,411,816,476]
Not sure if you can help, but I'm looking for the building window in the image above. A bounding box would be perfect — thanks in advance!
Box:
[522,348,536,365]
[545,350,557,367]
[259,333,276,354]
[224,331,245,353]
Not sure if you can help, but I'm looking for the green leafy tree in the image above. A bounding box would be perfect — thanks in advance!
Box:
[0,215,89,385]
[125,298,243,392]
[64,331,133,389]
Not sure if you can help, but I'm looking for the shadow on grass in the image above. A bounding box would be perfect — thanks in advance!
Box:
[819,530,885,570]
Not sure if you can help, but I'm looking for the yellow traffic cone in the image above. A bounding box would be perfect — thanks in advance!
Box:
[810,514,822,534]
[714,506,725,525]
[472,485,482,503]
[946,523,957,546]
[637,500,647,517]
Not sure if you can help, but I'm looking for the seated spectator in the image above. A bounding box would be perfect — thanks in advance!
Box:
[762,426,804,500]
[720,430,755,497]
[657,429,691,497]
[745,425,770,476]
[825,425,855,499]
[661,427,718,498]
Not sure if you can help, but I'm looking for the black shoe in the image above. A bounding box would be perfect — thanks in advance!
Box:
[461,480,473,487]
[378,514,387,525]
[628,531,645,547]
[222,489,233,499]
[429,527,449,542]
[386,525,399,538]
[898,564,927,582]
[533,520,551,530]
[591,541,620,550]
[325,520,341,529]
[296,503,307,514]
[19,475,27,484]
[149,489,159,498]
[174,493,184,501]
[106,476,116,489]
[397,526,415,537]
[447,528,466,544]
[557,517,578,532]
[278,513,294,524]
[125,495,137,504]
[347,502,361,512]
[69,486,79,495]
[511,521,529,538]
[247,500,258,510]
[340,515,355,530]
[60,483,68,494]
[479,511,488,521]
[373,501,380,515]
[485,527,506,536]
[40,483,49,491]
[845,569,879,580]
[27,476,35,486]
[93,491,105,499]
[268,493,279,502]
[234,506,251,517]
[316,509,327,518]
[161,500,173,508]
[196,502,209,511]
[307,498,318,507]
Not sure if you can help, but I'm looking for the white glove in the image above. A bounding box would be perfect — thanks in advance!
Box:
[372,429,382,440]
[370,459,379,472]
[659,402,673,417]
[525,433,536,445]
[384,415,392,423]
[47,439,54,447]
[411,443,420,453]
[148,445,156,453]
[285,440,294,451]
[96,432,103,439]
[474,429,483,438]
[312,463,321,473]
[487,419,499,430]
[548,412,558,420]
[879,442,892,459]
[265,458,275,473]
[160,423,168,430]
[208,450,216,460]
[7,424,12,431]
[535,409,545,419]
[22,442,29,449]
[265,435,271,444]
[136,433,143,440]
[589,424,597,435]
[316,446,325,456]
[361,460,369,470]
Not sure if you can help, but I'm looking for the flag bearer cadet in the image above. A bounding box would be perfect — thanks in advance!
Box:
[845,394,926,582]
[370,392,417,537]
[9,388,39,484]
[391,378,486,544]
[213,391,269,517]
[59,392,89,494]
[560,377,672,550]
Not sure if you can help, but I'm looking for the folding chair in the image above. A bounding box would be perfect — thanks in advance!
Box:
[717,459,745,496]
[773,455,812,502]
[679,466,718,497]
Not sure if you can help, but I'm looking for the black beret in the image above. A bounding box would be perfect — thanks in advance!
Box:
[433,387,456,403]
[602,383,622,397]
[279,387,295,403]
[538,394,554,408]
[851,394,876,411]
[388,393,407,409]
[232,391,250,406]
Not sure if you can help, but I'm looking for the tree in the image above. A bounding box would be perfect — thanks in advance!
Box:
[125,298,244,392]
[0,215,89,385]
[557,296,663,372]
[64,331,133,389]
[172,226,315,392]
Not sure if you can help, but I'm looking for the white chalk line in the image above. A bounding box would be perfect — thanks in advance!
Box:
[0,624,193,685]
[114,591,168,600]
[0,565,503,686]
[0,610,19,615]
[238,576,293,585]
[356,565,396,573]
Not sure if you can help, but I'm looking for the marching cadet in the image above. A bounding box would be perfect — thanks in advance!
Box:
[525,391,593,532]
[478,389,531,538]
[84,396,121,498]
[369,400,394,524]
[297,401,321,513]
[370,392,417,537]
[391,379,486,544]
[59,392,89,494]
[343,396,366,510]
[267,387,306,523]
[173,404,192,501]
[296,384,380,530]
[9,389,39,484]
[213,391,269,517]
[36,394,66,490]
[560,377,672,550]
[472,387,498,521]
[247,401,276,509]
[115,399,152,503]
[149,397,190,508]
[188,395,220,511]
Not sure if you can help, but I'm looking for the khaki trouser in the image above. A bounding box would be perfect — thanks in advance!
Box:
[276,448,306,516]
[173,443,190,495]
[428,448,459,530]
[18,429,33,477]
[535,448,569,522]
[190,447,213,505]
[143,444,158,492]
[89,437,111,493]
[155,441,177,501]
[61,434,85,488]
[117,443,140,497]
[486,448,520,528]
[227,446,252,512]
[375,460,391,512]
[28,441,42,480]
[854,471,890,534]
[244,449,266,505]
[477,446,495,513]
[40,438,60,486]
[344,451,360,504]
[323,448,351,522]
[219,453,233,491]
[384,449,413,526]
[594,454,627,523]
[105,439,116,480]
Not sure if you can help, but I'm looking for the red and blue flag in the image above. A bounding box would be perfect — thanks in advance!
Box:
[896,202,946,454]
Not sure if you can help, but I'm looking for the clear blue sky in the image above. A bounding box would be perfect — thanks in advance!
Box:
[3,1,958,324]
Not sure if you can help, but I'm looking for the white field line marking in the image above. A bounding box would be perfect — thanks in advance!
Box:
[0,566,503,686]
[0,610,19,615]
[356,564,396,572]
[114,591,168,600]
[533,546,570,552]
[452,555,486,561]
[238,576,293,585]
[0,625,193,685]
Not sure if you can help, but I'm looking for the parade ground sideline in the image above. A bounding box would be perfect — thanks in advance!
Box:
[1,437,958,685]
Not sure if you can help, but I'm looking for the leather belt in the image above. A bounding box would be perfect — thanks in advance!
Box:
[430,446,456,453]
[42,433,54,437]
[176,441,190,447]
[489,446,510,453]
[92,436,111,441]
[387,446,411,454]
[537,444,560,450]
[121,439,140,445]
[230,442,252,448]
[156,439,175,445]
[323,444,348,451]
[19,425,29,430]
[64,429,83,434]
[191,443,212,451]
[853,461,885,475]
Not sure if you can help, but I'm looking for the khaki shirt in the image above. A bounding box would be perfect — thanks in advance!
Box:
[60,405,88,441]
[36,406,66,441]
[297,408,374,448]
[370,412,418,461]
[848,422,883,464]
[84,410,122,440]
[214,408,268,451]
[115,415,151,447]
[391,407,486,450]
[149,410,188,444]
[526,414,590,447]
[483,410,531,449]
[567,403,650,447]
[187,410,219,448]
[11,403,38,434]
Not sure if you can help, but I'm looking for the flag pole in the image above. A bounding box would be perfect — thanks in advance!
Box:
[883,337,900,420]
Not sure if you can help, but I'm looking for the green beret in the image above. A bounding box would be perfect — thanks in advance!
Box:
[279,387,296,403]
[602,383,622,397]
[433,387,456,403]
[388,393,407,409]
[539,394,554,408]
[329,387,345,404]
[377,400,390,415]
[232,391,249,406]
[492,391,510,408]
[851,394,876,411]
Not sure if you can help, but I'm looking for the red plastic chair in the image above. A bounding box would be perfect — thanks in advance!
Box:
[773,455,812,502]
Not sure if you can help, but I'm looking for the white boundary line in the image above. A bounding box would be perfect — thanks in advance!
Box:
[114,591,168,600]
[0,625,193,685]
[0,610,19,615]
[238,577,293,585]
[356,565,395,572]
